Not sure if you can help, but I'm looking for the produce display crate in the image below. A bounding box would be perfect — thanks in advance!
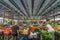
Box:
[42,35,52,40]
[55,32,60,40]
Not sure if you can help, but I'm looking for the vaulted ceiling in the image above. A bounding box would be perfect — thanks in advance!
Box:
[0,0,60,19]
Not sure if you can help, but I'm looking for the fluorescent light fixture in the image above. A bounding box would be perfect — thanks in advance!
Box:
[55,18,60,20]
[51,18,60,21]
[0,17,3,19]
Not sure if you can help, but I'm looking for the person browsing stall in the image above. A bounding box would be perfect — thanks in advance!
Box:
[11,22,19,40]
[45,19,55,40]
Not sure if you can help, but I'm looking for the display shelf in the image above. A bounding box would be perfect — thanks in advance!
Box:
[55,32,60,40]
[55,32,60,37]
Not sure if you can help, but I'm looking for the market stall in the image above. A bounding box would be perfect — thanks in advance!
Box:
[0,0,60,40]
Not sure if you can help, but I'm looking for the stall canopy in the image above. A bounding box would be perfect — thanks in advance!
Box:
[0,0,60,19]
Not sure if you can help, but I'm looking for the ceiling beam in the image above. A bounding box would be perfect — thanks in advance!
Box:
[22,0,30,17]
[20,0,30,17]
[0,4,21,18]
[32,0,34,16]
[39,0,60,16]
[35,0,45,16]
[33,0,42,16]
[38,0,57,16]
[27,0,32,17]
[42,5,60,16]
[9,0,27,16]
[0,0,23,17]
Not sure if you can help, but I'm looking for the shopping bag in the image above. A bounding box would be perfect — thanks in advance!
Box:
[19,36,27,40]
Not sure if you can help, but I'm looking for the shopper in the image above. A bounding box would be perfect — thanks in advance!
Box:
[3,24,11,40]
[0,25,3,40]
[45,19,55,40]
[11,22,19,40]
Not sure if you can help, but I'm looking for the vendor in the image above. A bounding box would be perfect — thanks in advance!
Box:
[45,19,55,40]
